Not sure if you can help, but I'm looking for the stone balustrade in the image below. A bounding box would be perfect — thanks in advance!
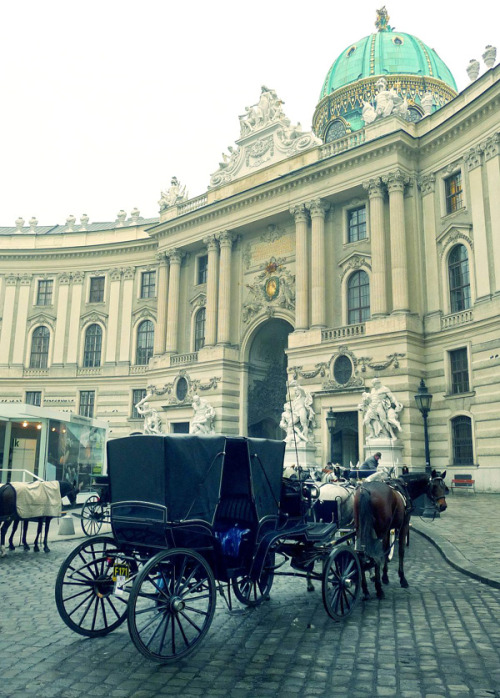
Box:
[441,309,473,330]
[170,352,198,366]
[322,324,365,341]
[320,131,366,159]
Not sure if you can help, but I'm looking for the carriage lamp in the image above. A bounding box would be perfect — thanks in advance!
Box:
[326,409,336,463]
[414,379,436,518]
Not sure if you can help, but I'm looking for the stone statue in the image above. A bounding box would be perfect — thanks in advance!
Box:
[239,85,284,136]
[421,92,433,116]
[190,394,215,434]
[358,378,403,440]
[135,392,163,435]
[361,100,377,125]
[375,77,405,119]
[280,382,315,444]
[159,176,187,211]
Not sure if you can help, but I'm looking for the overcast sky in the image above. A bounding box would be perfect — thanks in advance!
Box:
[1,0,498,226]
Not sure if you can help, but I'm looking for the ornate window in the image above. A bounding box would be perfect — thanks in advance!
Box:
[89,276,105,303]
[131,388,146,418]
[30,326,50,368]
[449,348,470,394]
[448,244,471,312]
[347,271,370,323]
[26,391,42,406]
[451,415,473,465]
[79,390,95,418]
[197,255,208,285]
[136,320,154,365]
[347,206,367,243]
[407,107,423,123]
[83,324,102,367]
[36,279,53,306]
[333,355,353,385]
[175,377,188,402]
[140,271,156,299]
[445,172,463,214]
[194,308,206,351]
[325,119,347,143]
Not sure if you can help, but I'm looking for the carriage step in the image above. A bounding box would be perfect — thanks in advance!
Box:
[304,522,338,541]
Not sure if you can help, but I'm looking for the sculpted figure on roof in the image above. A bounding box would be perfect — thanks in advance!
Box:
[239,85,285,136]
[158,176,188,211]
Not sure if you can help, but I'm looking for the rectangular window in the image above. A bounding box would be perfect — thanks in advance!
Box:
[79,390,95,418]
[37,279,53,306]
[197,255,208,285]
[26,391,42,406]
[140,271,156,299]
[450,348,470,394]
[89,276,105,303]
[172,422,190,434]
[131,389,146,418]
[347,206,367,243]
[445,173,463,214]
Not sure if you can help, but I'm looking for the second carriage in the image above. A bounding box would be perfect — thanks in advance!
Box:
[56,434,361,663]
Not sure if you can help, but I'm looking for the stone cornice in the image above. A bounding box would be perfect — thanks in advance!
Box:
[0,239,156,262]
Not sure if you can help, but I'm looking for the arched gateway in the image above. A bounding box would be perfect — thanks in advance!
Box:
[246,319,293,439]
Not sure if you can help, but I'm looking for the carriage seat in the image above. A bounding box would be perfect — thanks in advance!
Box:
[214,495,256,527]
[214,495,257,560]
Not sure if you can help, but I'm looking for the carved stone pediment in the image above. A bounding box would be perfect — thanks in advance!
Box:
[437,224,473,257]
[79,310,108,328]
[132,307,156,322]
[27,313,56,332]
[209,86,321,189]
[338,252,372,280]
[189,292,207,309]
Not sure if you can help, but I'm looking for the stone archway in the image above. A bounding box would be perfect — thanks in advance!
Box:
[247,318,293,439]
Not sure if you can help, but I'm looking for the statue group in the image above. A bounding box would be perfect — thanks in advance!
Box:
[134,392,163,435]
[190,394,216,435]
[358,378,403,440]
[279,382,316,444]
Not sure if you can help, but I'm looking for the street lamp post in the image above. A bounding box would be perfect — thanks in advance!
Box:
[326,408,336,463]
[414,378,437,517]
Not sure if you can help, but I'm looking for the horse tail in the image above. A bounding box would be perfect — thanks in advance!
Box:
[356,486,384,565]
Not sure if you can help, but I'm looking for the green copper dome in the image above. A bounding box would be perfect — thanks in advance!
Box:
[320,29,457,100]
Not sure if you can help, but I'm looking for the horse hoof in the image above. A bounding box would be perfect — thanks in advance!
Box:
[363,592,370,600]
[0,547,6,557]
[33,546,40,553]
[400,579,409,588]
[376,590,385,600]
[382,575,389,585]
[307,585,315,592]
[23,544,30,551]
[44,547,50,553]
[9,543,15,551]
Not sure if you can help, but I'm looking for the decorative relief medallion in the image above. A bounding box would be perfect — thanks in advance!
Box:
[149,371,220,406]
[242,257,295,323]
[322,346,364,391]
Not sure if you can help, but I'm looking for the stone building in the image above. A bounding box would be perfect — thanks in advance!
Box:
[1,11,499,489]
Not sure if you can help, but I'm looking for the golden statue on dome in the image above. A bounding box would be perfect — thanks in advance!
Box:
[375,6,390,32]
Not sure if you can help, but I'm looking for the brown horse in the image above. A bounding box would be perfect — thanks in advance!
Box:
[354,470,448,599]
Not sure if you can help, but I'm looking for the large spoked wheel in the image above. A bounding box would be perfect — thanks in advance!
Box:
[128,548,216,663]
[232,551,275,607]
[322,544,361,621]
[81,495,106,536]
[55,536,133,637]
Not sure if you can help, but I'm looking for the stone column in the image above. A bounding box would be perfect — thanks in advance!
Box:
[106,268,122,363]
[483,135,500,292]
[12,274,31,364]
[165,249,184,353]
[290,204,309,329]
[466,147,490,300]
[384,169,410,313]
[52,274,70,364]
[66,272,84,364]
[217,231,236,345]
[419,175,440,314]
[204,235,219,346]
[119,267,135,362]
[153,253,169,355]
[363,178,388,316]
[307,199,330,328]
[0,276,17,364]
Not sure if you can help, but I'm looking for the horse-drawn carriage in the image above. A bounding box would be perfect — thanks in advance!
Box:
[55,434,363,662]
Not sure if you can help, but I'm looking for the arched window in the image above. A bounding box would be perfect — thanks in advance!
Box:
[194,308,206,351]
[451,415,473,465]
[83,324,102,367]
[347,271,370,324]
[325,119,347,143]
[136,320,154,365]
[30,326,50,368]
[448,244,471,312]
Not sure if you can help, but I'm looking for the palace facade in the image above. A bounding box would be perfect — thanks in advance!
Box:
[1,12,499,489]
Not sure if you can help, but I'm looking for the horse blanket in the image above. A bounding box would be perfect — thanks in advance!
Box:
[11,481,62,519]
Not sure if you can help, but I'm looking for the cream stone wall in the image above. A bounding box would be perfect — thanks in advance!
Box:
[0,66,499,489]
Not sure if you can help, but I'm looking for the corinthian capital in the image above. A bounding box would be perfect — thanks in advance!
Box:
[166,248,185,264]
[289,203,309,222]
[306,199,330,217]
[464,146,482,171]
[482,133,500,161]
[362,177,384,199]
[155,251,167,264]
[218,230,236,248]
[382,169,410,193]
[418,173,436,196]
[203,234,219,252]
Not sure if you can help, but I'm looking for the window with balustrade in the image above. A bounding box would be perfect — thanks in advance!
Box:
[83,324,103,367]
[448,244,471,313]
[136,320,154,365]
[30,326,50,368]
[347,271,370,324]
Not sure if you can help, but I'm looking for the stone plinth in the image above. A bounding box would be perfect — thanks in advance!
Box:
[364,438,404,470]
[283,441,317,472]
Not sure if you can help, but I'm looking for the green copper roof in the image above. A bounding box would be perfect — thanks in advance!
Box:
[320,29,457,100]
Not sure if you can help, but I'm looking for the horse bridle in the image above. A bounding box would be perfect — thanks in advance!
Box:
[427,476,448,505]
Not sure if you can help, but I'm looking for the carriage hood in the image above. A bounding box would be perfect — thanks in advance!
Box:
[106,435,285,524]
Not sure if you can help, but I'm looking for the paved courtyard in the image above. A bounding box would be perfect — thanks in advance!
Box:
[1,533,500,698]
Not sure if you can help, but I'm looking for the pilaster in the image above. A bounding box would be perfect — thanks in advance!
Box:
[383,169,410,313]
[482,134,500,292]
[217,231,236,345]
[204,235,219,346]
[465,147,490,299]
[418,174,440,314]
[66,273,84,364]
[165,249,185,353]
[153,253,169,355]
[362,178,387,316]
[53,273,70,364]
[307,199,330,328]
[290,204,309,330]
[106,268,122,362]
[119,267,135,362]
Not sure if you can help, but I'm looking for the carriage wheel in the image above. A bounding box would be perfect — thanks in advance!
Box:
[128,548,216,663]
[322,545,361,621]
[55,536,134,637]
[232,551,275,607]
[81,495,105,536]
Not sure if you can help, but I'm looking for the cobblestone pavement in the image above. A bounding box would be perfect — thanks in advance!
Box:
[1,535,500,698]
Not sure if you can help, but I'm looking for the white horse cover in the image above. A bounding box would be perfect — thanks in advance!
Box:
[11,481,62,519]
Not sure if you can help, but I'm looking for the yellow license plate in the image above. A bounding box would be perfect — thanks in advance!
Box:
[112,564,130,581]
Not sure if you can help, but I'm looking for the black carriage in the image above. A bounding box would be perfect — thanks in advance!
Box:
[55,435,361,663]
[79,475,111,536]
